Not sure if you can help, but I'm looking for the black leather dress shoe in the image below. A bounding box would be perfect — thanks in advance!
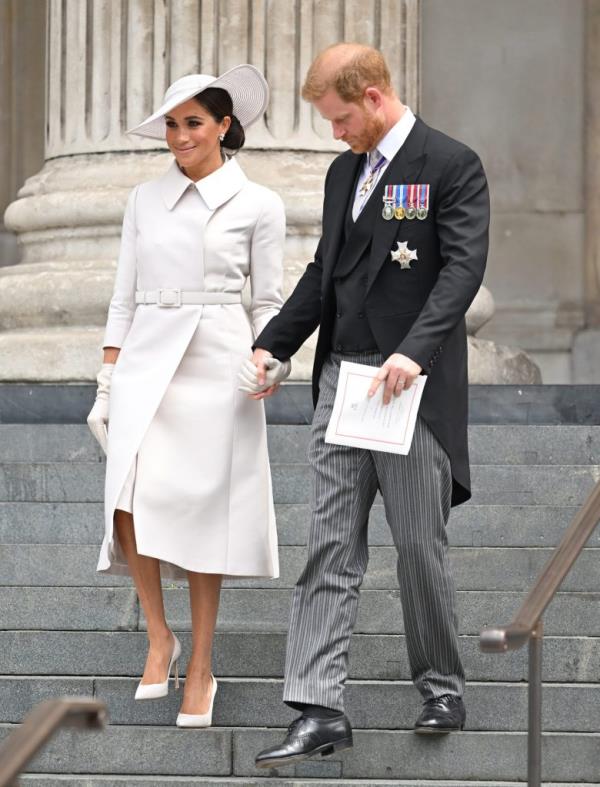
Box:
[255,713,353,768]
[414,694,466,734]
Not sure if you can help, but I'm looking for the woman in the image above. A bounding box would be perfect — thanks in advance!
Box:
[87,65,290,728]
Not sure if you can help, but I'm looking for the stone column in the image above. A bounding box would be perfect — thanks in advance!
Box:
[0,0,45,268]
[1,0,420,381]
[573,0,600,381]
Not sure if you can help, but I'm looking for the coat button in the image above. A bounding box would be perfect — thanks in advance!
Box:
[336,344,343,352]
[357,312,364,318]
[336,312,342,318]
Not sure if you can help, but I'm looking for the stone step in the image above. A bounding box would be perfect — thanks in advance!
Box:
[19,779,600,787]
[1,462,599,504]
[266,424,600,466]
[0,724,598,781]
[1,424,600,465]
[1,587,597,635]
[2,544,598,592]
[271,464,600,507]
[1,677,598,732]
[1,631,598,683]
[1,502,593,548]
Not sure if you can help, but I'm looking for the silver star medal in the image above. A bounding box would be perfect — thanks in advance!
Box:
[391,240,418,269]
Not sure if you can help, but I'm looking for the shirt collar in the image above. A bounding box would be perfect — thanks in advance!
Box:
[159,156,247,211]
[373,106,417,163]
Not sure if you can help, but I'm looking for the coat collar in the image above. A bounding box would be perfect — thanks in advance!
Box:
[159,156,247,211]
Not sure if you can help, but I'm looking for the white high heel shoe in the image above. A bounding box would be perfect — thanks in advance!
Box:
[134,633,182,701]
[176,674,218,728]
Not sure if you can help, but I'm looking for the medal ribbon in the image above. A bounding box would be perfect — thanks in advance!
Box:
[408,184,415,210]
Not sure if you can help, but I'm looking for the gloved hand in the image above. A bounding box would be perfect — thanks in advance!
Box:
[86,364,114,452]
[237,356,291,393]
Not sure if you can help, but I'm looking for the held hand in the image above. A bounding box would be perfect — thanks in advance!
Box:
[368,353,422,405]
[250,382,280,401]
[251,348,274,388]
[238,355,292,397]
[86,364,114,452]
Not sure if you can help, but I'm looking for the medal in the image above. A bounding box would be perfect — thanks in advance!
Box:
[391,240,418,269]
[382,185,395,220]
[405,184,417,220]
[395,185,405,220]
[416,184,429,220]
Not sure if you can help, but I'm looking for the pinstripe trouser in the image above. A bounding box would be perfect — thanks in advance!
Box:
[283,351,465,712]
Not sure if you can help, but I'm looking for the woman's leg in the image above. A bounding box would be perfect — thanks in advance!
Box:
[114,510,175,684]
[180,571,223,713]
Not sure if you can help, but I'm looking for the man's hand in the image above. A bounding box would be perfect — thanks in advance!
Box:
[368,353,422,405]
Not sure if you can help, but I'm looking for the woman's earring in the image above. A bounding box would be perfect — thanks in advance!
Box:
[219,133,225,143]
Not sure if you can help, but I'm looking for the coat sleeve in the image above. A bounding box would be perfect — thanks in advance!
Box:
[103,186,139,349]
[248,190,287,337]
[253,240,323,360]
[395,147,490,369]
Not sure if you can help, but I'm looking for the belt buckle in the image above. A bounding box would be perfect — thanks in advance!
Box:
[157,288,181,307]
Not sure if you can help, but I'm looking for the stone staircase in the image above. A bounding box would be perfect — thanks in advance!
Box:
[0,417,599,785]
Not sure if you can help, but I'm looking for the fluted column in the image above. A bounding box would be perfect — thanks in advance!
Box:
[0,0,45,268]
[2,0,420,381]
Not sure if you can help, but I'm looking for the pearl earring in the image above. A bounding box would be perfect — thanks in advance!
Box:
[219,133,225,142]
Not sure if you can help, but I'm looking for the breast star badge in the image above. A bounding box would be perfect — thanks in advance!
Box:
[391,241,418,269]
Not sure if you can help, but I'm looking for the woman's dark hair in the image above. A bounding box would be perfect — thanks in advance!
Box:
[193,87,245,152]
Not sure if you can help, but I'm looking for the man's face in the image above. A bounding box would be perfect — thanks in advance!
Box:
[313,88,385,154]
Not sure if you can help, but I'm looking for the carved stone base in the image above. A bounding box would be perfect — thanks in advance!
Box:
[0,149,331,381]
[468,337,542,384]
[2,151,542,385]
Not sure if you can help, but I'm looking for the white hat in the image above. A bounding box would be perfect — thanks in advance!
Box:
[128,64,269,139]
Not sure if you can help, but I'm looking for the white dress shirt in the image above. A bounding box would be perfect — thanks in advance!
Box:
[352,107,417,220]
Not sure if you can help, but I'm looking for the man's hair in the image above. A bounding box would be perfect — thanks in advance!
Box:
[301,43,392,103]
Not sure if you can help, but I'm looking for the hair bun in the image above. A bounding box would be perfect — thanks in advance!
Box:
[223,114,245,152]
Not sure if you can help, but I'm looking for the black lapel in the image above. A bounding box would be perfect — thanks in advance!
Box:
[366,117,429,292]
[322,151,363,279]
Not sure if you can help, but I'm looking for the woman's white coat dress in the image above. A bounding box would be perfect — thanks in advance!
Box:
[96,157,285,579]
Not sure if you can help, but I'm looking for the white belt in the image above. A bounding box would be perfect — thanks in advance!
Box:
[135,289,242,307]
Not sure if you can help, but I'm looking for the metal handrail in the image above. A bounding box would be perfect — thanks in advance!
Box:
[480,478,600,786]
[0,697,107,787]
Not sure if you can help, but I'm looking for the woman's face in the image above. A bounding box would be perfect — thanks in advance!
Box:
[165,98,230,174]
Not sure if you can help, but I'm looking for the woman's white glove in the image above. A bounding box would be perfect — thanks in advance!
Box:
[237,356,291,393]
[86,363,114,452]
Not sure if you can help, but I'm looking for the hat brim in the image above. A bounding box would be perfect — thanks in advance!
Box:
[127,64,269,140]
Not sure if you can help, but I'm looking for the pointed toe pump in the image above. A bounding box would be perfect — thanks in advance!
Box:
[176,674,218,728]
[135,633,182,701]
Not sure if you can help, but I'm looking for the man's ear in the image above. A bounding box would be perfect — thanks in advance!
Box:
[364,86,384,109]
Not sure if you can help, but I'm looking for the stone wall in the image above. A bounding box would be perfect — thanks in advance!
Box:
[421,0,588,382]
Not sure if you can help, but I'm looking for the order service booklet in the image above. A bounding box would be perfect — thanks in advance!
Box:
[325,361,427,455]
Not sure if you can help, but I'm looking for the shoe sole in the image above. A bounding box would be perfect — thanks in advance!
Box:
[255,736,353,769]
[414,724,465,735]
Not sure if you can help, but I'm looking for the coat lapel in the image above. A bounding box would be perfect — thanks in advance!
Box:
[322,152,363,279]
[366,118,429,292]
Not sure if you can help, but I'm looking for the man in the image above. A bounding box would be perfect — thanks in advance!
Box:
[251,43,489,768]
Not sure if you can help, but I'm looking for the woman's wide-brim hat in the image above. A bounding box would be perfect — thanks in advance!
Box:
[127,64,269,140]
